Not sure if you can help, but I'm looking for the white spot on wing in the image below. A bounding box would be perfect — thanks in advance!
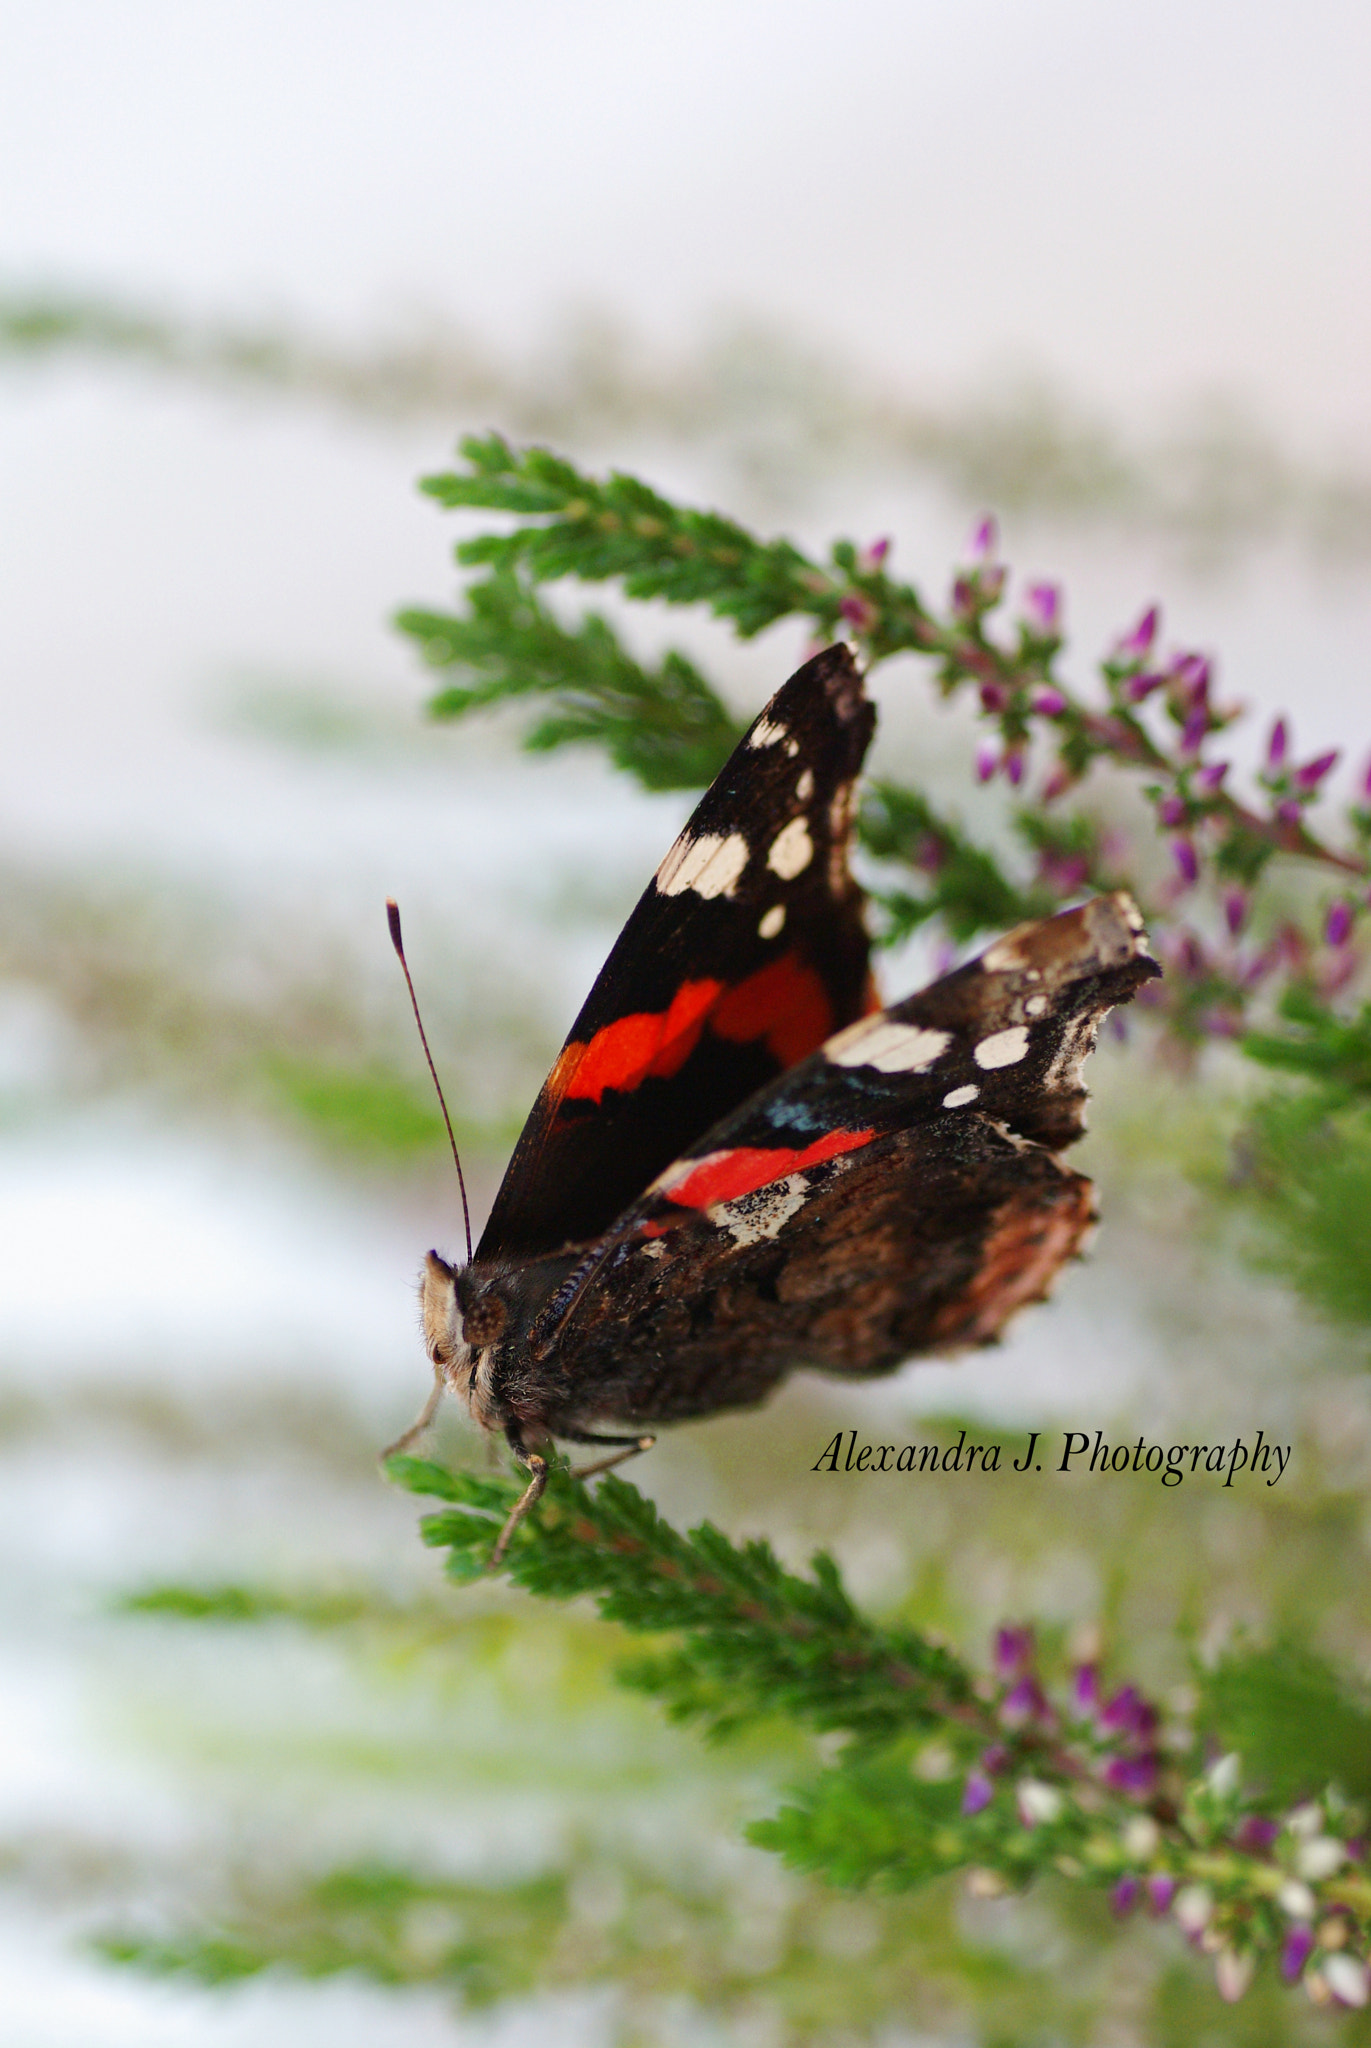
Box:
[796,768,815,801]
[748,717,788,749]
[1025,994,1048,1016]
[767,815,814,879]
[640,1238,667,1261]
[758,903,786,940]
[655,830,751,900]
[943,1084,980,1108]
[826,1019,952,1074]
[708,1173,809,1246]
[974,1025,1030,1069]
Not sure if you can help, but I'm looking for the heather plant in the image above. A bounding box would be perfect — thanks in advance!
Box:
[387,439,1371,2009]
[102,441,1371,2030]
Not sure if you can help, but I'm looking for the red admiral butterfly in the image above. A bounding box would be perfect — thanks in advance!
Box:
[395,644,1159,1558]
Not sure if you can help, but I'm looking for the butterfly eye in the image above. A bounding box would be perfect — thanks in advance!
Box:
[461,1290,509,1348]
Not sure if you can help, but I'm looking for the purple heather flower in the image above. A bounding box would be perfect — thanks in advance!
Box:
[1275,797,1303,826]
[1295,748,1340,791]
[1071,1663,1101,1718]
[1023,582,1061,633]
[994,1626,1035,1680]
[1126,671,1163,702]
[968,514,998,563]
[1326,900,1354,948]
[857,536,890,573]
[1363,757,1371,802]
[1111,1876,1141,1916]
[1100,1686,1159,1740]
[1000,1676,1049,1728]
[1172,652,1212,701]
[1172,838,1199,886]
[1147,1874,1177,1915]
[952,575,975,616]
[1004,748,1025,787]
[1180,707,1209,755]
[838,593,878,633]
[1032,687,1068,716]
[980,1743,1010,1774]
[1195,761,1228,792]
[1041,763,1074,803]
[1223,889,1248,936]
[1234,1815,1280,1854]
[975,744,998,784]
[1267,717,1289,769]
[1103,1753,1159,1799]
[1158,795,1187,828]
[1117,606,1160,660]
[980,680,1010,714]
[962,1770,994,1816]
[1281,1924,1317,1984]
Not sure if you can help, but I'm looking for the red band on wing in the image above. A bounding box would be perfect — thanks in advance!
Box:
[661,1127,877,1210]
[554,951,836,1109]
[559,977,725,1103]
[710,953,834,1068]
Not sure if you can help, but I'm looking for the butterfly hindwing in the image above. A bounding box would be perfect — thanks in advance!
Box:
[476,645,876,1264]
[508,895,1159,1432]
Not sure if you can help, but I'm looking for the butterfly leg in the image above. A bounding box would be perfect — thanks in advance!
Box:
[490,1447,550,1568]
[559,1429,657,1482]
[379,1368,445,1461]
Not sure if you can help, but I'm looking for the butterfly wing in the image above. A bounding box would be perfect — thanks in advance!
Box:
[512,894,1160,1432]
[476,644,877,1263]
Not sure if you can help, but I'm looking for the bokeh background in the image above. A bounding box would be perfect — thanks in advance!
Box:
[2,5,1370,2043]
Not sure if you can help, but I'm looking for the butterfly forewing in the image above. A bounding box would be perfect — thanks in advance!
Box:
[475,645,876,1263]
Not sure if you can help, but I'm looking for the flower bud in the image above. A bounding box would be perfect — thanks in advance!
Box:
[1173,1884,1213,1934]
[1324,1954,1369,2008]
[1295,749,1339,791]
[1215,1949,1255,2002]
[1326,900,1354,948]
[1267,718,1289,769]
[962,1769,994,1816]
[1032,688,1067,716]
[1017,1778,1064,1826]
[1117,606,1159,660]
[1024,583,1061,634]
[968,515,997,563]
[1282,1923,1317,1982]
[1172,839,1199,886]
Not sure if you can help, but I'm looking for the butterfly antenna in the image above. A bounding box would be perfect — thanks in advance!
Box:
[386,899,473,1265]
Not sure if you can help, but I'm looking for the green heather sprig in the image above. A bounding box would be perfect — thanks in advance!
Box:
[390,1455,1371,2009]
[402,436,1371,1067]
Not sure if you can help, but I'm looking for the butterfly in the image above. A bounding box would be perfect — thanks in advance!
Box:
[394,644,1159,1557]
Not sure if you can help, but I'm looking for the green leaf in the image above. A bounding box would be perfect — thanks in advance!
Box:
[399,568,744,790]
[1199,1640,1371,1803]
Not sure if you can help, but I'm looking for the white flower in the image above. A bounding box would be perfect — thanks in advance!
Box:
[1215,1949,1255,2002]
[1277,1880,1317,1919]
[1206,1752,1240,1797]
[1173,1884,1213,1933]
[1017,1778,1063,1826]
[1323,1954,1369,2008]
[1287,1802,1323,1838]
[1122,1815,1160,1861]
[1295,1837,1345,1881]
